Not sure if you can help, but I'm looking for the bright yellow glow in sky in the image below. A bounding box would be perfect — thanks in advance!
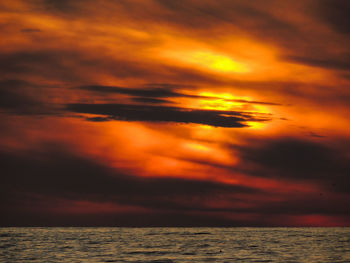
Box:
[246,121,266,130]
[162,49,250,74]
[193,92,271,130]
[190,52,250,73]
[198,92,246,110]
[184,142,211,152]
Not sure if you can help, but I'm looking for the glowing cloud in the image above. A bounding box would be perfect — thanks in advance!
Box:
[162,49,250,74]
[1,0,350,227]
[189,51,250,73]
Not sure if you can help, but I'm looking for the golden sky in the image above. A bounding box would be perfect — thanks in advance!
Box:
[1,0,350,226]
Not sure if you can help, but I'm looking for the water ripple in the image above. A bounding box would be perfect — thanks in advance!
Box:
[0,227,349,262]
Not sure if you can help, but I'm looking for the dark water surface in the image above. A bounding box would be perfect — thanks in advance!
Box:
[0,227,349,262]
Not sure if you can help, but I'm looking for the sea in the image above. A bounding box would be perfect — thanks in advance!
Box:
[0,227,349,262]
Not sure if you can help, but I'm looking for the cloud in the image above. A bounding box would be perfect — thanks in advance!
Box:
[0,145,257,226]
[1,146,241,197]
[237,138,350,193]
[154,0,299,37]
[316,0,350,36]
[78,84,282,105]
[0,50,173,83]
[0,79,35,108]
[1,144,348,226]
[283,55,350,70]
[84,116,112,122]
[0,79,49,114]
[66,103,271,128]
[1,0,350,227]
[78,84,186,98]
[131,97,174,104]
[249,195,349,216]
[0,50,84,82]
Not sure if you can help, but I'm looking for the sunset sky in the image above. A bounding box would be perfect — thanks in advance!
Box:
[1,0,350,226]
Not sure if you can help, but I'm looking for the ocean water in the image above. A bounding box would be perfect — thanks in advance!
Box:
[0,227,349,262]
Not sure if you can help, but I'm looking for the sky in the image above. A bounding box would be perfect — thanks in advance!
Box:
[1,0,350,227]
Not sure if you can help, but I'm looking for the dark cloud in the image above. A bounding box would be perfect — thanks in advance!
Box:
[0,146,256,226]
[0,51,84,82]
[1,205,244,227]
[341,73,350,80]
[66,103,271,128]
[316,0,350,36]
[0,79,35,108]
[2,145,257,199]
[237,138,350,193]
[1,145,348,226]
[251,195,349,216]
[154,0,299,36]
[79,84,281,106]
[0,78,65,116]
[131,97,174,104]
[0,50,171,83]
[0,79,48,114]
[144,83,195,89]
[85,116,112,122]
[284,55,350,70]
[78,85,185,98]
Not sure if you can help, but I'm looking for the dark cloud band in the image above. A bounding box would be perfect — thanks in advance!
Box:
[66,103,271,128]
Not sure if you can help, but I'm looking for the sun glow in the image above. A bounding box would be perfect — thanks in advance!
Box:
[184,142,211,152]
[188,92,272,130]
[198,92,246,110]
[162,49,250,74]
[246,121,266,130]
[189,51,250,73]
